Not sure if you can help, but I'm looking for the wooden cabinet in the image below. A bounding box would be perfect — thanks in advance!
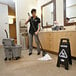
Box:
[33,32,51,50]
[49,32,55,51]
[68,32,76,57]
[33,31,76,57]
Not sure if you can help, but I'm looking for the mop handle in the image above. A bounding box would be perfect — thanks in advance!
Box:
[28,13,30,17]
[4,29,8,38]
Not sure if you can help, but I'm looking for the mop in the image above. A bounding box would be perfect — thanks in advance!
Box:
[38,54,52,61]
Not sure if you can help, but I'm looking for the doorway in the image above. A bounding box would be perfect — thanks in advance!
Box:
[9,19,17,44]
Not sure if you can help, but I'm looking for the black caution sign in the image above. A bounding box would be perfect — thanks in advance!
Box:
[57,38,72,70]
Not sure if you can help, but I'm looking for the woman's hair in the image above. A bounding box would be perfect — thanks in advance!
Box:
[31,9,36,14]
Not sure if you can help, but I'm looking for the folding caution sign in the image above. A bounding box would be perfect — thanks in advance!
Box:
[57,38,72,70]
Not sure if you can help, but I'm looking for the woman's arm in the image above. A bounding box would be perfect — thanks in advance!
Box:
[35,23,41,35]
[25,17,31,25]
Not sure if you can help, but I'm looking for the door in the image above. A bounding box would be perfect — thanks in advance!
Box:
[9,24,16,39]
[9,23,17,44]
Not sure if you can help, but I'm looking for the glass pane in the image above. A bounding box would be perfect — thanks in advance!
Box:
[66,0,76,22]
[43,3,53,26]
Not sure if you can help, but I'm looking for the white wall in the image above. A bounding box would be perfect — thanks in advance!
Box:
[56,0,64,26]
[15,0,37,44]
[0,4,9,45]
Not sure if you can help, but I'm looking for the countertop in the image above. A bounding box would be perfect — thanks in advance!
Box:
[40,30,76,33]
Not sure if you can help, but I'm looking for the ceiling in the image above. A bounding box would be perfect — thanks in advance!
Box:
[0,0,15,10]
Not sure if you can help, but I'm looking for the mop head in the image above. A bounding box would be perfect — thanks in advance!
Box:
[38,54,52,61]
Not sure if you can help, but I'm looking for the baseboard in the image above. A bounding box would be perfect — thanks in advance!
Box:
[33,47,76,60]
[72,57,76,60]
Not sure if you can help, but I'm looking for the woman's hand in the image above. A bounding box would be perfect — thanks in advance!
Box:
[35,31,38,35]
